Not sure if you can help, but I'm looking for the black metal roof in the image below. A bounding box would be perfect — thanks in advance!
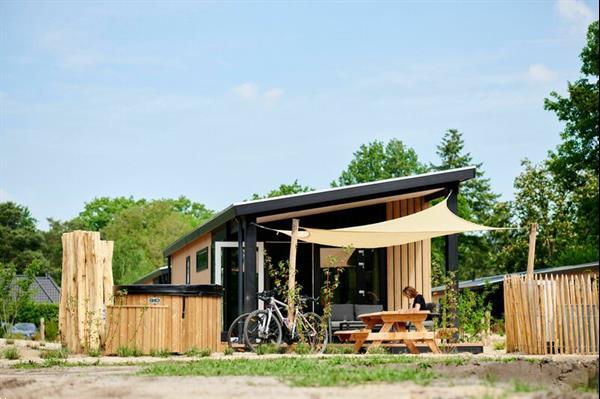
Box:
[164,166,476,256]
[432,261,599,293]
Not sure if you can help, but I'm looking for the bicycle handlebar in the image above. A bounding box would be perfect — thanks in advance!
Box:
[256,290,319,304]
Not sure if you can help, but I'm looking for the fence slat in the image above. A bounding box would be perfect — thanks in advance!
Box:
[504,273,598,355]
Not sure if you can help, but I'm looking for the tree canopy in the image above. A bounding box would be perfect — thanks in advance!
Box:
[332,139,427,187]
[251,180,314,200]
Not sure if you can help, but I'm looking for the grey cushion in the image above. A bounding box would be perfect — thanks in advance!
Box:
[330,304,354,321]
[354,304,383,317]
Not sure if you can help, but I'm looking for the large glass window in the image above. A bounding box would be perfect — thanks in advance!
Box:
[324,248,381,305]
[196,247,209,272]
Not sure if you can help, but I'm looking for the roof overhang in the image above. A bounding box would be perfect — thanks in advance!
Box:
[164,166,476,256]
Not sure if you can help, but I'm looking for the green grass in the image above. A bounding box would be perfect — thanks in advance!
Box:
[116,346,143,357]
[511,379,542,393]
[40,348,69,359]
[87,348,102,357]
[493,341,505,351]
[294,343,311,355]
[140,356,436,387]
[2,346,20,360]
[184,347,211,357]
[365,346,388,355]
[223,347,234,356]
[324,344,354,354]
[149,348,171,358]
[255,343,283,355]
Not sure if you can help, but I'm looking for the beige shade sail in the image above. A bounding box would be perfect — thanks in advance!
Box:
[271,197,509,248]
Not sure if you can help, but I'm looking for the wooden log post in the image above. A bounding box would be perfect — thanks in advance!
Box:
[288,219,299,325]
[527,223,537,278]
[40,317,45,342]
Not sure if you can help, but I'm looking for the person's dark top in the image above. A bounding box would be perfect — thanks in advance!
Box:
[412,294,427,310]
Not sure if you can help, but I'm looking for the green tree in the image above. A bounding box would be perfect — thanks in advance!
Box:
[41,217,86,282]
[251,180,314,200]
[78,196,144,231]
[431,130,501,280]
[332,139,427,186]
[0,261,38,334]
[544,21,599,249]
[102,200,211,284]
[0,202,47,274]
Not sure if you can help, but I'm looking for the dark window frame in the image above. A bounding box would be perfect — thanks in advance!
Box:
[196,247,209,273]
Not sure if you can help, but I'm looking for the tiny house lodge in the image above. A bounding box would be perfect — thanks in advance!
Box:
[163,167,475,333]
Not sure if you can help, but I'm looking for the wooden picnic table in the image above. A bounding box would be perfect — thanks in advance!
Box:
[334,310,441,354]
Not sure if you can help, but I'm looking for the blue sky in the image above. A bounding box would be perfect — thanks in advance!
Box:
[1,0,598,229]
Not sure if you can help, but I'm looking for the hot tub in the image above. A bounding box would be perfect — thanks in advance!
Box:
[104,284,223,354]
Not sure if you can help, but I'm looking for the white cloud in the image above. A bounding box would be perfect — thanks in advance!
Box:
[232,82,260,101]
[556,0,596,33]
[231,82,284,104]
[528,64,558,82]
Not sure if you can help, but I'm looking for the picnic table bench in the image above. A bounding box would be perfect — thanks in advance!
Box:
[334,310,441,354]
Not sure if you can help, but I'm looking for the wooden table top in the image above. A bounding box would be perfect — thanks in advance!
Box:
[358,310,430,323]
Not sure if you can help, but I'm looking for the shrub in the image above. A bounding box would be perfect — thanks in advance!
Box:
[493,341,505,351]
[40,348,69,359]
[2,346,20,360]
[18,303,59,326]
[116,346,143,357]
[44,319,59,342]
[198,348,211,357]
[223,347,234,356]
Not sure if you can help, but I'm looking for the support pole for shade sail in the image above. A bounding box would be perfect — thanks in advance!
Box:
[444,186,460,341]
[243,220,258,313]
[288,218,299,325]
[527,223,538,278]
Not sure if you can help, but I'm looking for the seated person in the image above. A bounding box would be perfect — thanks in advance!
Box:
[402,286,426,310]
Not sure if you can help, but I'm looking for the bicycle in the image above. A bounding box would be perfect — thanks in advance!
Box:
[243,290,328,353]
[226,312,250,350]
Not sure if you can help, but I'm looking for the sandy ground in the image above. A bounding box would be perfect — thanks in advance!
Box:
[1,338,598,399]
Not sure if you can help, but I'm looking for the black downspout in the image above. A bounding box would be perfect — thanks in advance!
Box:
[445,184,460,338]
[167,255,172,284]
[243,218,258,313]
[237,217,244,319]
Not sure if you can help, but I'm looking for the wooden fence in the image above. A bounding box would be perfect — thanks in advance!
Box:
[504,273,599,355]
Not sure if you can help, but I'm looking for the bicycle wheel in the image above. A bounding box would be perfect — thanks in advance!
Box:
[227,312,250,350]
[244,309,282,351]
[298,312,328,353]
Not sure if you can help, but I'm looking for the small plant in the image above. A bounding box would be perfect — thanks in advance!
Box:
[116,346,142,357]
[149,348,171,357]
[324,344,354,354]
[5,338,15,345]
[223,347,234,356]
[184,346,200,356]
[294,343,310,355]
[255,343,281,355]
[493,340,505,351]
[366,346,388,355]
[86,348,101,357]
[3,346,20,360]
[198,348,211,357]
[40,348,69,359]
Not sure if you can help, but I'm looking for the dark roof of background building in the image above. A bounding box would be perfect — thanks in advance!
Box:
[432,261,599,293]
[133,266,169,284]
[164,166,477,256]
[15,275,61,304]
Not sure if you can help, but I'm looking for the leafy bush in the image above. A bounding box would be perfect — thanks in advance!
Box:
[44,319,59,341]
[18,302,59,326]
[2,346,20,360]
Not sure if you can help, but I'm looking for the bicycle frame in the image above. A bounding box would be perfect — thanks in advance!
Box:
[259,296,318,340]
